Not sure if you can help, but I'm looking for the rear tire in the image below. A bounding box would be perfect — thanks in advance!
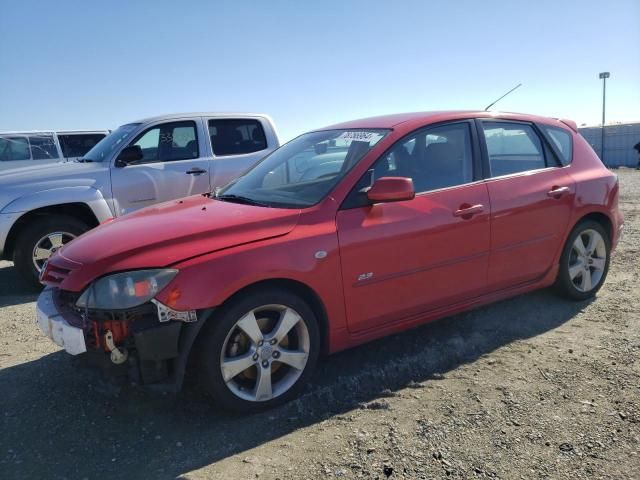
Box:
[554,220,610,301]
[198,287,320,413]
[13,215,89,289]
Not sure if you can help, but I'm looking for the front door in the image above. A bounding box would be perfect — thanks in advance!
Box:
[110,120,211,216]
[478,120,575,289]
[337,121,491,333]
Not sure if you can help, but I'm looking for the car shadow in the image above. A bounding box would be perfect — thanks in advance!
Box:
[0,289,591,479]
[0,262,39,308]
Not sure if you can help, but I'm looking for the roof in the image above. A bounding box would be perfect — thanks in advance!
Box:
[0,129,109,135]
[129,112,273,124]
[319,110,573,131]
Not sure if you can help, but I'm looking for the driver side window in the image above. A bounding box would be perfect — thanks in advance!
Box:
[343,122,474,208]
[130,121,199,164]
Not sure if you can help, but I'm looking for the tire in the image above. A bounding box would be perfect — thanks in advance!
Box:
[198,287,320,413]
[554,220,611,301]
[13,215,89,289]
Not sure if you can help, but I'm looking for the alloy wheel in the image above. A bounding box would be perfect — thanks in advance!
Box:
[220,304,310,402]
[32,231,76,272]
[568,228,607,293]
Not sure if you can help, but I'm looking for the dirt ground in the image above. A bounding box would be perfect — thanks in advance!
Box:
[0,169,638,480]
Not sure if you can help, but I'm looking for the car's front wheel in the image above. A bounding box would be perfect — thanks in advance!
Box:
[554,220,611,300]
[199,288,320,412]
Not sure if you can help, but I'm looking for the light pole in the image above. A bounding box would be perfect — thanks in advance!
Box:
[599,72,610,163]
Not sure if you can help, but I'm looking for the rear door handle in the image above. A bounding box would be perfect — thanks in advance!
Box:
[453,204,484,218]
[186,168,207,176]
[547,186,570,197]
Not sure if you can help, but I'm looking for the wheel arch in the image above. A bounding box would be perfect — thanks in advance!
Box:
[572,211,613,241]
[3,203,100,260]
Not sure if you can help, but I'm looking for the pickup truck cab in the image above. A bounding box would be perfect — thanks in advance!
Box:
[0,113,279,286]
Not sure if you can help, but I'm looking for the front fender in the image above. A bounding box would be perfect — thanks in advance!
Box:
[0,186,113,222]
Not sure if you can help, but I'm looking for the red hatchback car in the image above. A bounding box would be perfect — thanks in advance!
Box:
[38,111,623,411]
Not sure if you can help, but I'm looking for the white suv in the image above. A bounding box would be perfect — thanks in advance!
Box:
[0,130,109,171]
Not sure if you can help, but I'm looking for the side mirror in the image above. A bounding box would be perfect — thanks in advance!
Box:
[367,177,415,204]
[115,145,143,167]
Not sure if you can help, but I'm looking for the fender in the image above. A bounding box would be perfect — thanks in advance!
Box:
[0,186,114,222]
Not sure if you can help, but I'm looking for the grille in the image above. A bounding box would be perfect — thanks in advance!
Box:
[41,263,71,286]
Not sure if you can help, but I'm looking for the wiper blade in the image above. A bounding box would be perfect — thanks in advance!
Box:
[216,194,269,207]
[75,158,93,163]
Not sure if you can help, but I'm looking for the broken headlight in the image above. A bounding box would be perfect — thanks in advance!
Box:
[76,269,178,310]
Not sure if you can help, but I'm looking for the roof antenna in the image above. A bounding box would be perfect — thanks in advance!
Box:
[484,83,522,111]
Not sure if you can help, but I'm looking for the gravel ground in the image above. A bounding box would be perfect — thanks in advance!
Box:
[0,169,638,480]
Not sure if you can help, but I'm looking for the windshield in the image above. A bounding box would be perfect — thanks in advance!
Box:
[219,129,389,207]
[82,123,140,162]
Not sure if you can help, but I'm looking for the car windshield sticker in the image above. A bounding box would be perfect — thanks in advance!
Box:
[338,131,385,145]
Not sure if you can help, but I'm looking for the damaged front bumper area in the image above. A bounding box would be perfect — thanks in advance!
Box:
[36,287,205,391]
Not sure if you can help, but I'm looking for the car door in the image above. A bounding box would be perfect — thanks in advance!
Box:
[206,117,273,189]
[478,120,575,290]
[110,119,211,215]
[336,121,491,333]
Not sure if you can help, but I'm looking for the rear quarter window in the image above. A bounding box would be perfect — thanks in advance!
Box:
[541,126,573,166]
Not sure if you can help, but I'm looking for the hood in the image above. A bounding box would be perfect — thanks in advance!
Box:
[53,195,301,290]
[0,161,108,212]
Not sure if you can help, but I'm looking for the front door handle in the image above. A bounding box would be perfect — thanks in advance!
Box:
[547,186,570,197]
[453,204,484,218]
[186,168,207,176]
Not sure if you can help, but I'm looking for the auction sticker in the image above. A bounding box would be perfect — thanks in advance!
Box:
[339,131,384,144]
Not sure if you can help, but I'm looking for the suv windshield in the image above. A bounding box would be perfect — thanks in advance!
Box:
[218,129,388,207]
[82,123,140,162]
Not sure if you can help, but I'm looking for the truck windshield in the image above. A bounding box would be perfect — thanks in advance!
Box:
[218,129,389,208]
[82,123,140,162]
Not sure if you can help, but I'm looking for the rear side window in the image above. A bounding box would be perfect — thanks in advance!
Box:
[0,136,30,161]
[541,125,573,166]
[58,133,107,158]
[209,119,267,156]
[482,122,549,176]
[130,121,199,163]
[28,134,59,160]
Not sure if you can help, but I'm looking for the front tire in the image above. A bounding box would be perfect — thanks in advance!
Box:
[13,215,89,289]
[198,287,320,412]
[554,220,610,301]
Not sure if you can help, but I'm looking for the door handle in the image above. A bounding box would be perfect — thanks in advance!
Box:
[186,168,207,176]
[453,204,484,218]
[547,186,570,197]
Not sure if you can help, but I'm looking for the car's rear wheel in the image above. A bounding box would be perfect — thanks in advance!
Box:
[554,220,610,300]
[199,288,320,412]
[13,215,89,289]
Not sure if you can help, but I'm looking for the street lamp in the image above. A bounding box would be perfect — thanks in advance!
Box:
[599,71,610,163]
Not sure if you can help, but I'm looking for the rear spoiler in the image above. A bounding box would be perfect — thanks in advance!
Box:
[558,118,578,132]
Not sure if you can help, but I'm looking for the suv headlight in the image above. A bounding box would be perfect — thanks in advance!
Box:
[76,269,178,310]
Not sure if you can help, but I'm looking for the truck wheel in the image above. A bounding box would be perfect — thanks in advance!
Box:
[198,287,320,412]
[13,215,89,289]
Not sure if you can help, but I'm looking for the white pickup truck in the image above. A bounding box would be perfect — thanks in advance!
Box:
[0,112,280,286]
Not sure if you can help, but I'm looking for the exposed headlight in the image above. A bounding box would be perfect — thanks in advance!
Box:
[76,269,178,310]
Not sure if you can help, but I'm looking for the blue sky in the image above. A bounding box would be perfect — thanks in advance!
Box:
[1,0,638,141]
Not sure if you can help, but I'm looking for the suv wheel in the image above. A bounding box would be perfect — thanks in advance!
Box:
[199,288,320,412]
[554,220,611,301]
[13,215,89,289]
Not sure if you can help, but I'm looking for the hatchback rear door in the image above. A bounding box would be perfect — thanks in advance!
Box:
[478,120,575,290]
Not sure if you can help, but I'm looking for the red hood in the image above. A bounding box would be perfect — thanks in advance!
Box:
[48,195,300,291]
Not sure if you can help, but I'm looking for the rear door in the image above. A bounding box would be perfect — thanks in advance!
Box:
[110,119,211,215]
[205,118,273,188]
[337,121,491,333]
[478,120,575,289]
